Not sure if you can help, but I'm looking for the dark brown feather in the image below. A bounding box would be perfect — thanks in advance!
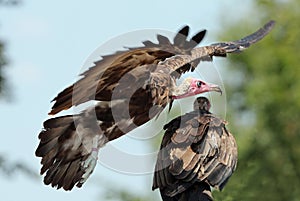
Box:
[153,97,238,200]
[160,182,213,201]
[36,21,274,191]
[48,25,208,115]
[190,30,206,46]
[49,21,274,115]
[64,159,82,190]
[36,112,98,190]
[173,26,190,48]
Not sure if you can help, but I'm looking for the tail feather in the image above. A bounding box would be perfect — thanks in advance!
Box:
[44,160,61,185]
[38,127,66,143]
[36,137,58,158]
[40,148,57,174]
[35,113,103,190]
[160,182,213,201]
[41,146,85,190]
[51,162,70,187]
[62,159,82,190]
[60,159,86,189]
[36,100,143,190]
[207,164,233,190]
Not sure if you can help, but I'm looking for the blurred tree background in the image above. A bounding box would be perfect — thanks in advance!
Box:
[1,0,299,200]
[0,39,5,96]
[102,0,300,200]
[0,0,35,178]
[0,0,21,97]
[213,0,300,200]
[0,3,8,97]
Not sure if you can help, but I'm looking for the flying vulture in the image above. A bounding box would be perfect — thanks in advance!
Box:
[152,97,238,201]
[35,20,275,190]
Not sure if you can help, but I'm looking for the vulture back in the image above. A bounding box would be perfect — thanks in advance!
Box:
[153,97,238,200]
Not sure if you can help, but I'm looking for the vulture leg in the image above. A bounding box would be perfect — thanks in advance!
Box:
[79,135,100,184]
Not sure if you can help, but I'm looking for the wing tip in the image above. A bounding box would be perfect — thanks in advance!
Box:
[266,20,276,27]
[263,20,276,33]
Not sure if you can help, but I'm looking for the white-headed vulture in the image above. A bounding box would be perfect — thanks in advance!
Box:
[153,97,238,201]
[35,21,274,190]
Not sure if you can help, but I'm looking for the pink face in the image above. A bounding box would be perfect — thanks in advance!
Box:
[172,78,222,99]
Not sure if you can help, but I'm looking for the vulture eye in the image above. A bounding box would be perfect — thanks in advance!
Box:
[197,81,202,88]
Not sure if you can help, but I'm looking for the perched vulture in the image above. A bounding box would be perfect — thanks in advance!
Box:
[152,97,238,201]
[35,20,274,190]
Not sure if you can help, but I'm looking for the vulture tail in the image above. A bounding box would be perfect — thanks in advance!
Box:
[160,182,213,201]
[35,112,107,190]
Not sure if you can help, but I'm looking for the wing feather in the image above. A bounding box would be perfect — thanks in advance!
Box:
[159,20,275,74]
[49,21,274,116]
[49,26,206,115]
[211,20,275,53]
[153,110,238,197]
[173,26,190,47]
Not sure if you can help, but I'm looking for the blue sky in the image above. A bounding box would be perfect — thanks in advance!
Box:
[0,1,253,200]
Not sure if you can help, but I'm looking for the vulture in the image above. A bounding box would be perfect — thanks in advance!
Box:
[152,97,238,201]
[35,20,275,191]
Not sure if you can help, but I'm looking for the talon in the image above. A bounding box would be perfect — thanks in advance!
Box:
[79,145,99,185]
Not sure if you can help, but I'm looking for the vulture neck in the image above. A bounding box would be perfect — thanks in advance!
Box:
[171,78,193,100]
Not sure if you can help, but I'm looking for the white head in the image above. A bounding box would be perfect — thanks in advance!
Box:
[172,77,222,99]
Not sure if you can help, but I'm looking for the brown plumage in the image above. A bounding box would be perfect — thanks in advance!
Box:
[48,26,207,115]
[35,20,274,190]
[152,97,238,201]
[49,20,275,115]
[36,102,109,190]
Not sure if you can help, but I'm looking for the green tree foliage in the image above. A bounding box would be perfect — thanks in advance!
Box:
[103,1,300,200]
[213,0,300,200]
[95,1,299,200]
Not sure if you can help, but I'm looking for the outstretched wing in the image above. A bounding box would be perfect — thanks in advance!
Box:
[152,112,238,197]
[158,20,275,74]
[49,20,275,115]
[49,27,206,115]
[210,20,275,53]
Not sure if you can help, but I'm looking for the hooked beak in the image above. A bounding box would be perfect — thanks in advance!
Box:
[206,83,222,95]
[171,78,222,100]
